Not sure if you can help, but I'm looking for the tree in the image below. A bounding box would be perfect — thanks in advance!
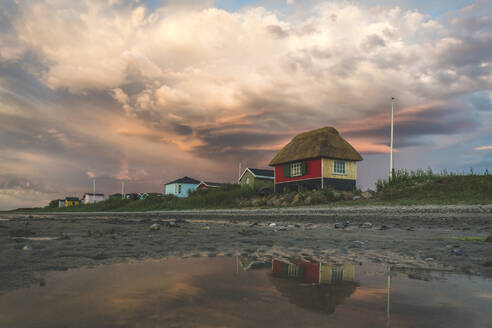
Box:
[48,200,59,208]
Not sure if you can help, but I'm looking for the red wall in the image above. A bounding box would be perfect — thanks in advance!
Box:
[274,158,322,183]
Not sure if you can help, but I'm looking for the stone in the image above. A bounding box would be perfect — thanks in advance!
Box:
[361,222,373,229]
[361,191,373,199]
[352,195,361,200]
[379,225,391,230]
[149,223,160,231]
[451,249,466,256]
[334,222,347,229]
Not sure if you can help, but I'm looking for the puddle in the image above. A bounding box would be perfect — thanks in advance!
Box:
[0,257,491,328]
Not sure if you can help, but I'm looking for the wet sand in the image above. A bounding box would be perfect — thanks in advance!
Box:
[1,205,491,294]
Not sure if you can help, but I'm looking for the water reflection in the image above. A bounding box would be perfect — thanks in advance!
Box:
[270,258,358,315]
[0,256,491,328]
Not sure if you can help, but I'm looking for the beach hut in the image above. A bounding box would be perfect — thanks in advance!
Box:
[269,127,363,192]
[239,168,274,189]
[164,176,200,198]
[196,181,223,190]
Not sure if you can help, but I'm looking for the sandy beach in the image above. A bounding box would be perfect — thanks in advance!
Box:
[1,205,491,294]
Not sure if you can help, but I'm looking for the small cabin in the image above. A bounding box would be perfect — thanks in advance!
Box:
[83,193,105,204]
[164,176,200,198]
[65,197,80,207]
[269,127,363,192]
[239,168,274,190]
[197,181,223,190]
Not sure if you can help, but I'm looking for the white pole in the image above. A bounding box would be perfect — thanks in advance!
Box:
[121,181,124,200]
[238,162,242,184]
[93,179,95,203]
[390,97,395,179]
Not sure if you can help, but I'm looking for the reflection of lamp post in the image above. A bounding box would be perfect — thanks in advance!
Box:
[386,265,391,328]
[93,179,96,203]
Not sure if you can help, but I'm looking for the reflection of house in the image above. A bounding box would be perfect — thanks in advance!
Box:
[272,259,355,284]
[270,258,358,315]
[64,197,80,207]
[83,193,105,204]
[58,199,66,208]
[164,176,200,198]
[239,168,274,189]
[320,263,355,283]
[237,256,270,271]
[197,181,223,190]
[269,127,363,192]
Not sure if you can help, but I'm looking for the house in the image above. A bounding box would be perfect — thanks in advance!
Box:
[64,197,80,207]
[196,181,223,190]
[269,127,363,192]
[137,192,148,200]
[83,193,105,204]
[239,168,274,189]
[164,176,200,198]
[109,193,123,200]
[123,193,137,200]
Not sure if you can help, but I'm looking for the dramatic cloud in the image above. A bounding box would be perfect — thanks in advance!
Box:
[0,0,491,209]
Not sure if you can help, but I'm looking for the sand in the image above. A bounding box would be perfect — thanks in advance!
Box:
[1,205,491,294]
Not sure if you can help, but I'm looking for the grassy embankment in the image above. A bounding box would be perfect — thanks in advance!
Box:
[14,169,492,212]
[374,168,491,205]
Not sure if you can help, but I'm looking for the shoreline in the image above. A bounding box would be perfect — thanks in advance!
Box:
[1,206,491,295]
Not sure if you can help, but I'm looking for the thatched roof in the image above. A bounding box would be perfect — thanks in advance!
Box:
[269,127,363,166]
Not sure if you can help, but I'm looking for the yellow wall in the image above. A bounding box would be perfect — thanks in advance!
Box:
[319,263,355,284]
[322,158,357,180]
[65,200,79,207]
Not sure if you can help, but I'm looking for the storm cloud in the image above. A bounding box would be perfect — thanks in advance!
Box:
[0,0,491,209]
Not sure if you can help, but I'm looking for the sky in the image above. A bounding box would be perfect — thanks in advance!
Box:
[0,0,491,210]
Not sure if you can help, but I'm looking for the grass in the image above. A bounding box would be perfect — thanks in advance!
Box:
[35,184,256,212]
[450,236,488,242]
[13,168,492,212]
[375,168,492,204]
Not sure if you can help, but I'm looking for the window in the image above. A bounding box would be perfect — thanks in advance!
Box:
[291,162,302,177]
[178,184,182,194]
[333,160,346,174]
[246,177,250,184]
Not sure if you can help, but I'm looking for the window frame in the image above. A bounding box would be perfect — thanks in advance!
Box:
[291,162,302,177]
[178,184,182,194]
[333,160,346,175]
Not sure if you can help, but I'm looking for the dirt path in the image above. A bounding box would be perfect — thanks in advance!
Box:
[1,205,491,294]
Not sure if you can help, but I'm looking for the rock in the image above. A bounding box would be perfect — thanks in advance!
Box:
[379,225,391,230]
[22,244,32,251]
[425,257,434,262]
[272,198,281,207]
[349,241,365,248]
[342,192,354,200]
[304,196,312,204]
[352,195,361,200]
[451,249,466,256]
[334,222,348,229]
[269,223,277,227]
[361,191,373,199]
[149,223,160,231]
[292,193,303,204]
[361,222,373,229]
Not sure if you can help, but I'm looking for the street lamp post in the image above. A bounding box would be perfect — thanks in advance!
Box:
[390,97,395,179]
